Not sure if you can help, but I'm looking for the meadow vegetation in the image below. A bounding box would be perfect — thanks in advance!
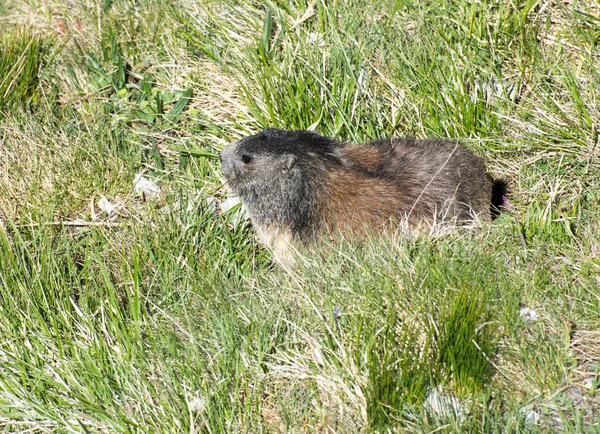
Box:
[0,0,599,432]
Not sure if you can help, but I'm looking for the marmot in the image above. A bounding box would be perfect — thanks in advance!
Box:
[220,128,506,262]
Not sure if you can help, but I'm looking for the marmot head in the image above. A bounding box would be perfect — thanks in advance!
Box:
[220,128,341,237]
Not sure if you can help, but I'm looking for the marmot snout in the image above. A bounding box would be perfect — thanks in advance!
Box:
[220,128,505,262]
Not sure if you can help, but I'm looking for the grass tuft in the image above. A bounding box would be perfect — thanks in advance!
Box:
[0,29,53,115]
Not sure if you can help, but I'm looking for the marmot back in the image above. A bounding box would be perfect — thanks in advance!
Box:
[220,128,505,262]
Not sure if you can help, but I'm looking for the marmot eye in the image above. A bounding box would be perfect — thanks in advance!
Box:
[241,154,252,164]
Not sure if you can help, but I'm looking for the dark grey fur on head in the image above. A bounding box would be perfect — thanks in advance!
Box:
[220,129,340,239]
[220,128,506,244]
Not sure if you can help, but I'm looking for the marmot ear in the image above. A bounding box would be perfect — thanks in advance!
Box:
[282,154,297,173]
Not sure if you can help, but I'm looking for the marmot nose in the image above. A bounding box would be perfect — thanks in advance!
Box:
[220,140,239,179]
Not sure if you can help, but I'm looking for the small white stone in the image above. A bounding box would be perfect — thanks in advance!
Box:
[219,195,248,227]
[97,196,117,216]
[519,307,539,323]
[582,377,596,390]
[424,388,465,420]
[220,195,242,214]
[307,32,325,46]
[189,395,207,413]
[133,174,161,199]
[523,409,540,424]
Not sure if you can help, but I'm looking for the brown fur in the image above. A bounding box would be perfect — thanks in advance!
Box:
[220,129,505,263]
[322,168,415,234]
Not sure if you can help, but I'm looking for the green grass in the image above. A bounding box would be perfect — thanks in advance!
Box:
[1,0,599,432]
[0,30,53,115]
